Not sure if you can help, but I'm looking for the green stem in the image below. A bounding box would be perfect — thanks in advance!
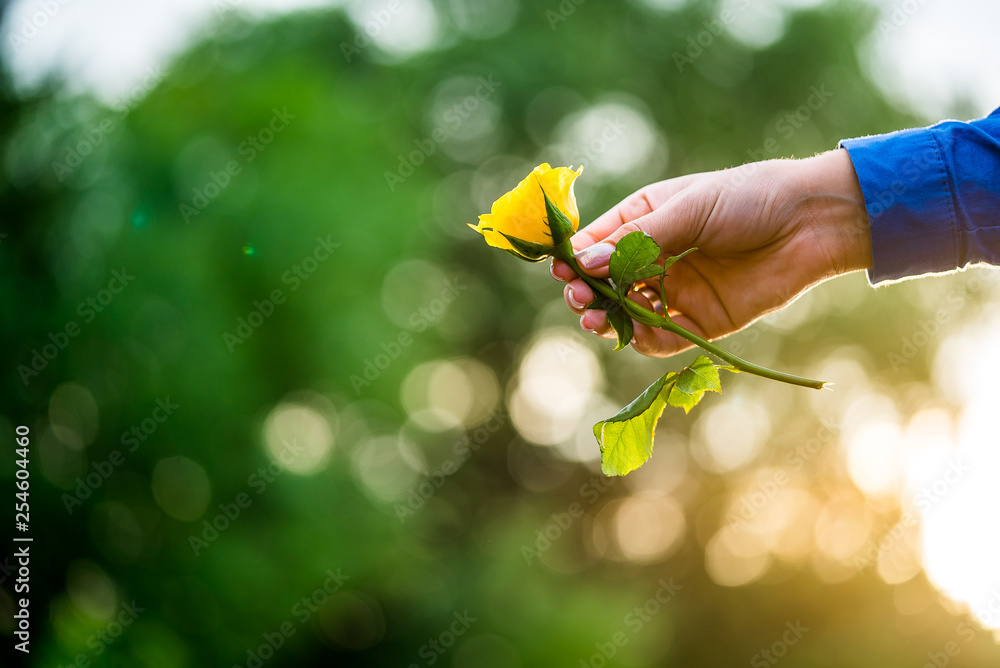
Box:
[557,250,825,390]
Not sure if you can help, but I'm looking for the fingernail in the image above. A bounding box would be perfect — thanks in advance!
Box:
[576,243,613,270]
[549,260,565,282]
[580,314,595,334]
[567,288,585,310]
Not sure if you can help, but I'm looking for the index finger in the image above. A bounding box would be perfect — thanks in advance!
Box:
[570,173,702,251]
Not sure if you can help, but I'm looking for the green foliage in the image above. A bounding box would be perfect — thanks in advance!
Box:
[602,230,664,350]
[595,356,723,476]
[661,247,699,275]
[604,299,635,352]
[602,232,699,348]
[667,355,725,413]
[499,232,552,262]
[4,2,993,667]
[542,190,576,248]
[609,231,664,299]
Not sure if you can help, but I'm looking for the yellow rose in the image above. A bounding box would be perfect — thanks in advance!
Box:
[469,163,583,259]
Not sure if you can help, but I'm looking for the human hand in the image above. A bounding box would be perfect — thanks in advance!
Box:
[551,149,872,357]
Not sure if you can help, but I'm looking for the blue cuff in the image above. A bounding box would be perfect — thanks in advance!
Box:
[839,128,957,285]
[840,107,1000,285]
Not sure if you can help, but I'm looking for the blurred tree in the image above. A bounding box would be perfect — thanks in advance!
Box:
[2,1,999,667]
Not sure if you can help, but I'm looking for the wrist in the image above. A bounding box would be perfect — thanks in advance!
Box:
[793,148,873,275]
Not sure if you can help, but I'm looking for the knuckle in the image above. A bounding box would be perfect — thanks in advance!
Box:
[630,337,651,355]
[618,221,645,238]
[622,187,656,220]
[636,189,656,216]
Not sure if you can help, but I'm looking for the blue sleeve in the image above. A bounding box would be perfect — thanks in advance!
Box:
[839,107,1000,284]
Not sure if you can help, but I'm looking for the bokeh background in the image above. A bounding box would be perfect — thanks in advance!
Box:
[3,0,1000,666]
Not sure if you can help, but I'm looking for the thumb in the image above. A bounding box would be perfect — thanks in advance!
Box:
[574,192,701,273]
